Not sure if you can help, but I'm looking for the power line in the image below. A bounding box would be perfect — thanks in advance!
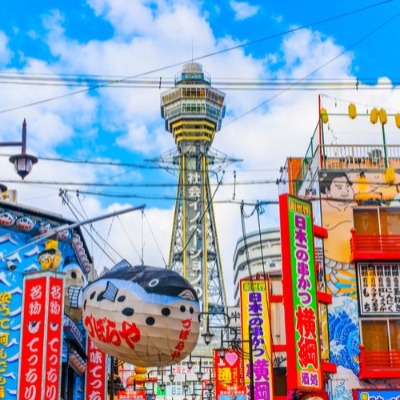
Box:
[0,0,392,115]
[224,8,400,127]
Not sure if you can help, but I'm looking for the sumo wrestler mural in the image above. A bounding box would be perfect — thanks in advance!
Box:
[319,169,400,399]
[82,260,200,367]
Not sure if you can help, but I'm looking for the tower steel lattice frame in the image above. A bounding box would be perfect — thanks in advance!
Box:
[160,63,228,319]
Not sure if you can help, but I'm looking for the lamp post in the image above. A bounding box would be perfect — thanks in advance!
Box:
[203,316,255,400]
[147,366,175,398]
[1,119,37,180]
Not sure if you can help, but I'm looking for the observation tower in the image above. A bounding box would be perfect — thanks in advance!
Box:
[161,62,227,315]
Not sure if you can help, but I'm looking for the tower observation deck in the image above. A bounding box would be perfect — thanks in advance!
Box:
[161,62,227,315]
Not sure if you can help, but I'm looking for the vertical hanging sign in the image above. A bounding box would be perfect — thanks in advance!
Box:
[240,278,273,400]
[44,276,64,400]
[279,194,322,392]
[214,348,246,399]
[19,271,64,400]
[85,337,107,400]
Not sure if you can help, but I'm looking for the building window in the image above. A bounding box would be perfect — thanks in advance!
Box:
[361,319,400,351]
[353,207,400,235]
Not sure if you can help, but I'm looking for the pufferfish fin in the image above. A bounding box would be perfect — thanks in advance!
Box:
[178,289,196,301]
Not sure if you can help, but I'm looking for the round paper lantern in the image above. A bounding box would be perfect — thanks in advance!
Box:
[82,260,200,367]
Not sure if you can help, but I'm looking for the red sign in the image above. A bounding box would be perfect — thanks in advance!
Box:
[19,272,64,400]
[44,276,64,400]
[214,349,246,397]
[85,337,107,400]
[19,275,47,399]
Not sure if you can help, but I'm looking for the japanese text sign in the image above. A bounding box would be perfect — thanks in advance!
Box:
[279,194,322,391]
[240,279,273,400]
[214,348,245,398]
[85,337,107,400]
[19,271,64,400]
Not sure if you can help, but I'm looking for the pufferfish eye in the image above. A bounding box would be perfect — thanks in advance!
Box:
[148,279,159,287]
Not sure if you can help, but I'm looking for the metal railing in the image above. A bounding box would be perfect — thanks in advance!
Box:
[350,230,400,261]
[359,346,400,379]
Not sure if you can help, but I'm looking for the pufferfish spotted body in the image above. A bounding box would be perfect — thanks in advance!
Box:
[82,260,200,367]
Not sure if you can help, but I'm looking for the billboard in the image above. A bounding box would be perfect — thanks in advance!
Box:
[240,278,273,400]
[214,348,245,399]
[279,194,322,392]
[353,389,400,400]
[85,337,107,400]
[19,271,64,400]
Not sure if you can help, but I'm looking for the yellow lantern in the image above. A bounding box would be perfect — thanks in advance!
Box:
[385,167,395,184]
[348,103,357,119]
[395,113,400,129]
[370,108,379,124]
[379,108,387,125]
[320,108,328,123]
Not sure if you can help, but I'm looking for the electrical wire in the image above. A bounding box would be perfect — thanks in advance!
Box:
[0,0,392,115]
[224,8,400,128]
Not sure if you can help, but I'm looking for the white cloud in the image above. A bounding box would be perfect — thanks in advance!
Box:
[0,31,13,66]
[229,0,260,21]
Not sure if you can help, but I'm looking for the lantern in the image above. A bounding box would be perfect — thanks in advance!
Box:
[348,103,357,119]
[82,260,200,367]
[379,108,387,125]
[395,113,400,129]
[320,108,328,123]
[370,108,379,124]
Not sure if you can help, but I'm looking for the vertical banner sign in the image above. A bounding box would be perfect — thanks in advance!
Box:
[240,279,273,400]
[19,274,47,400]
[19,271,64,400]
[214,348,246,399]
[44,276,64,400]
[279,194,322,392]
[85,337,107,400]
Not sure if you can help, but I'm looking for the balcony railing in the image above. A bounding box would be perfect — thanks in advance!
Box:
[350,229,400,262]
[359,345,400,379]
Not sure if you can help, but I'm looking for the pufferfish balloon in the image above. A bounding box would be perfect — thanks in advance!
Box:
[82,260,200,367]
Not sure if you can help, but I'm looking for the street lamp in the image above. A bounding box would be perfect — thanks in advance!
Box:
[147,367,173,394]
[199,311,231,346]
[2,119,37,180]
[201,310,255,400]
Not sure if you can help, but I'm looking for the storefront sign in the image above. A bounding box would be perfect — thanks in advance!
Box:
[353,389,400,400]
[85,337,107,400]
[357,262,400,316]
[215,348,245,398]
[279,194,322,392]
[19,271,64,400]
[240,278,273,400]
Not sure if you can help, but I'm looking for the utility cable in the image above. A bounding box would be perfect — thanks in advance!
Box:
[143,211,169,268]
[224,8,400,128]
[0,0,392,115]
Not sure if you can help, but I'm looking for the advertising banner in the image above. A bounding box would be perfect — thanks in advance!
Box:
[279,193,322,392]
[353,389,400,400]
[214,348,245,399]
[85,337,107,400]
[19,271,64,400]
[44,276,64,400]
[240,278,273,400]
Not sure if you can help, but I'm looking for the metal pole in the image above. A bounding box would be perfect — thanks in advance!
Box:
[248,327,255,400]
[0,204,145,261]
[382,123,388,168]
[110,356,114,399]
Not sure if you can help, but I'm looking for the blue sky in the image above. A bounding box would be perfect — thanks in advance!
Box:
[0,0,399,301]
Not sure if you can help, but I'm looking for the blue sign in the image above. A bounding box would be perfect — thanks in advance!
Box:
[356,390,400,400]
